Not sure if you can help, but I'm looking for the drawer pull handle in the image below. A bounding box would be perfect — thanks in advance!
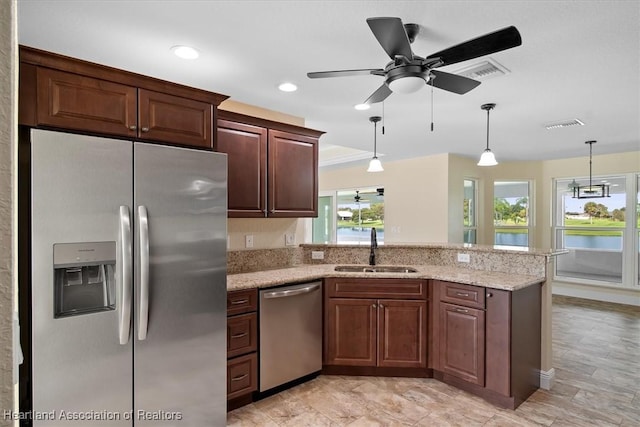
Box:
[455,292,470,297]
[455,308,469,313]
[231,374,248,382]
[230,299,249,305]
[231,332,248,339]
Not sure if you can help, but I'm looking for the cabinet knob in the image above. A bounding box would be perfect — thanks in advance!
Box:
[129,125,137,131]
[141,127,150,132]
[372,303,377,308]
[486,292,493,298]
[379,303,384,308]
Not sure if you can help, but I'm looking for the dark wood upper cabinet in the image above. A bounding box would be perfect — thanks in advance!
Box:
[268,130,318,217]
[19,45,227,150]
[36,67,137,137]
[216,110,323,218]
[138,89,212,149]
[216,120,267,217]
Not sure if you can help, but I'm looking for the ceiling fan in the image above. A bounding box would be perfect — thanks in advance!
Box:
[307,17,522,104]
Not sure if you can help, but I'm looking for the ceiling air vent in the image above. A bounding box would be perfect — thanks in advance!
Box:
[453,58,510,80]
[544,119,585,130]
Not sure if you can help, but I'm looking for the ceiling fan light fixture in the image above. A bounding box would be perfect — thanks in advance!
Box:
[388,75,425,94]
[354,103,371,111]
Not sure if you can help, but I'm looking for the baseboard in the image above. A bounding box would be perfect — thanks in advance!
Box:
[552,281,640,306]
[539,368,555,390]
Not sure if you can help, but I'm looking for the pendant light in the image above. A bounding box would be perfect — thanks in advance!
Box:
[570,140,610,199]
[367,116,384,172]
[477,103,498,166]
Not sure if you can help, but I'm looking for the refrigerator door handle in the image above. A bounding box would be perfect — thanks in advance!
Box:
[138,205,150,340]
[118,206,132,345]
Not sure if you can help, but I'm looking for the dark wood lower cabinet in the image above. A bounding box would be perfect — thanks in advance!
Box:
[324,278,429,371]
[439,302,485,386]
[325,278,543,410]
[227,289,258,411]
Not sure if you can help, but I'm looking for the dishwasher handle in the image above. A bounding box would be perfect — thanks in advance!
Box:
[262,283,320,299]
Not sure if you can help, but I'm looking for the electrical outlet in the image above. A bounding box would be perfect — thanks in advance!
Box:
[311,251,325,260]
[245,235,254,248]
[285,233,296,246]
[457,253,470,263]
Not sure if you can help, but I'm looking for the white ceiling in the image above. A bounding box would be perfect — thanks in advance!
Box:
[17,1,640,169]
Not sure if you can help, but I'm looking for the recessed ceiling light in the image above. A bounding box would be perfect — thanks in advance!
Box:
[544,119,584,130]
[278,82,297,92]
[354,104,370,111]
[171,45,199,60]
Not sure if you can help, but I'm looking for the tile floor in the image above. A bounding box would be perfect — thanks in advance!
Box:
[228,295,640,426]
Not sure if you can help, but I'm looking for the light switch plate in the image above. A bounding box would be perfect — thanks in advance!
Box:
[311,251,324,260]
[245,235,254,248]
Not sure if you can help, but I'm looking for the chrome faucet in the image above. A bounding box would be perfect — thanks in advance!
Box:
[369,227,378,266]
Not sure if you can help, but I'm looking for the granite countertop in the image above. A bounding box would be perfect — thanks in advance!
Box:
[227,264,545,292]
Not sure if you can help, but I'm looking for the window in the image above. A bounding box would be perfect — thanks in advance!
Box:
[553,174,639,288]
[463,179,477,244]
[311,187,384,245]
[493,181,531,247]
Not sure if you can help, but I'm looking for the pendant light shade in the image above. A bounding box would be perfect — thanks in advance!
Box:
[570,140,610,198]
[477,103,498,167]
[367,116,383,172]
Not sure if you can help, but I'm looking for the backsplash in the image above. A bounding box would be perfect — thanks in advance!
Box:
[227,247,302,274]
[299,244,550,277]
[228,244,556,278]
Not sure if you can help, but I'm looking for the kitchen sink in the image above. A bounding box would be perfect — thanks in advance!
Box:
[334,265,418,273]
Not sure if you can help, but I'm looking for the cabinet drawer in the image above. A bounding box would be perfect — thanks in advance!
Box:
[227,289,258,315]
[227,353,257,400]
[326,278,427,300]
[439,281,485,309]
[227,313,257,358]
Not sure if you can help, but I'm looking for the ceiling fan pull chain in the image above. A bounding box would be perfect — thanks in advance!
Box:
[382,102,385,135]
[430,77,435,132]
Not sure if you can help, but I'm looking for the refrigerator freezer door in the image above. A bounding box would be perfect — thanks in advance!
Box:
[31,129,133,425]
[133,143,227,426]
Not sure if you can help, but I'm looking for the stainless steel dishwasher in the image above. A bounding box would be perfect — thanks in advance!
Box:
[259,281,322,392]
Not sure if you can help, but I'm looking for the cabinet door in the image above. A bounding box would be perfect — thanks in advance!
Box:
[138,89,212,149]
[378,300,428,368]
[36,67,137,137]
[439,303,485,386]
[216,120,267,217]
[268,130,318,217]
[325,298,376,366]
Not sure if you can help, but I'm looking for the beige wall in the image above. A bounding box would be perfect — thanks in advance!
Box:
[319,153,454,243]
[0,0,16,423]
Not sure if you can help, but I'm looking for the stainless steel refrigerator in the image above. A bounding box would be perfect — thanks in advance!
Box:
[27,129,227,426]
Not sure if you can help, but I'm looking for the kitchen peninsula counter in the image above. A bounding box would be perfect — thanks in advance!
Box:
[226,264,545,292]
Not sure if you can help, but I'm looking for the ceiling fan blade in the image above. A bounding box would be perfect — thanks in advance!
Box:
[430,70,481,94]
[307,69,384,79]
[367,17,414,60]
[364,84,393,104]
[426,26,522,67]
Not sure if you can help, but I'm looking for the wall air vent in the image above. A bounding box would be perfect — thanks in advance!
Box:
[544,119,585,130]
[453,58,510,80]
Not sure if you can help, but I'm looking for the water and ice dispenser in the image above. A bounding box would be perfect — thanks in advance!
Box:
[53,242,116,318]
